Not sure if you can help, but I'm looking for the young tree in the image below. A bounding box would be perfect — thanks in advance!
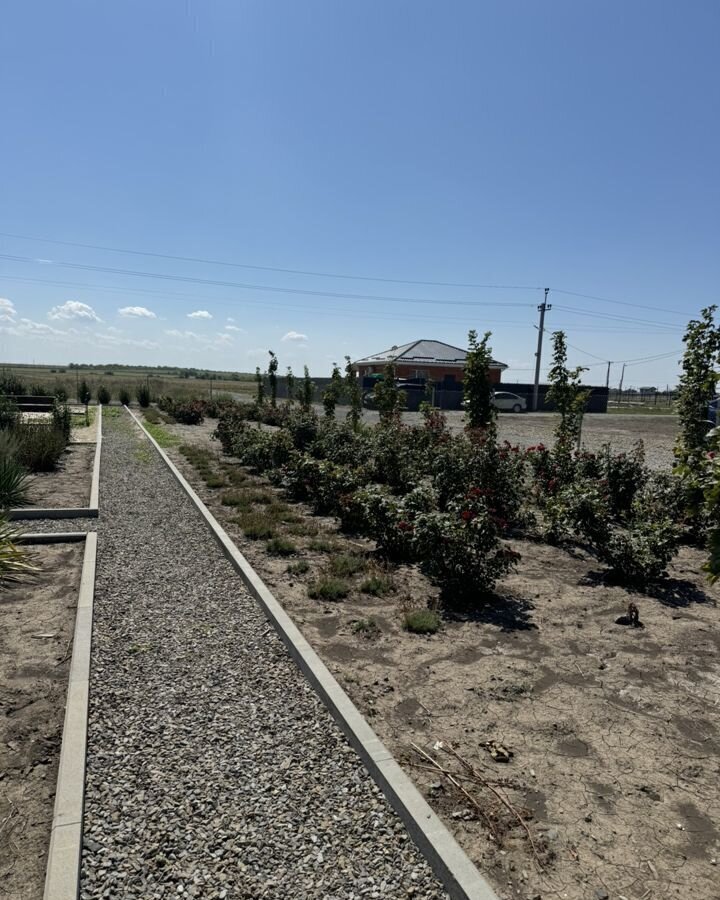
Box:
[286,366,296,404]
[300,365,315,412]
[675,306,720,465]
[268,351,278,407]
[255,366,265,405]
[372,365,405,425]
[463,329,495,432]
[546,331,590,456]
[78,379,92,405]
[322,362,344,419]
[344,356,363,431]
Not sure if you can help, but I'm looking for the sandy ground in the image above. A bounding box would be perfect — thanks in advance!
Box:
[158,414,719,900]
[0,544,84,900]
[24,443,95,509]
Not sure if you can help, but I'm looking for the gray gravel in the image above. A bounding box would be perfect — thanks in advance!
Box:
[15,517,98,534]
[81,411,447,899]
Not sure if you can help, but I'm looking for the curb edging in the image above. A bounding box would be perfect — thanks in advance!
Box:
[127,406,498,900]
[43,532,97,900]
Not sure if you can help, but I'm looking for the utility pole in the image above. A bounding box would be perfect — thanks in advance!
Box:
[618,363,626,397]
[532,288,551,412]
[605,361,612,389]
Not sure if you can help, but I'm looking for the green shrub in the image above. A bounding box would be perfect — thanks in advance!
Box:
[136,384,151,408]
[235,511,276,540]
[308,537,338,553]
[143,407,162,424]
[403,609,440,634]
[78,380,92,404]
[15,425,67,472]
[328,553,366,578]
[0,516,36,583]
[119,388,131,406]
[266,536,298,556]
[0,372,25,395]
[360,574,394,596]
[97,385,111,405]
[597,518,680,584]
[51,401,72,440]
[204,473,226,489]
[308,577,350,601]
[0,434,31,508]
[53,385,68,402]
[287,560,310,575]
[0,396,19,431]
[352,617,381,638]
[220,491,251,508]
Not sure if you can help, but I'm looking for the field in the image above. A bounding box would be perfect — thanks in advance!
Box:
[146,402,718,900]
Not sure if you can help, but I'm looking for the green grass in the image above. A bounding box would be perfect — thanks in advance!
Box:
[266,536,298,556]
[328,553,367,578]
[203,473,226,489]
[360,573,395,596]
[287,560,310,575]
[403,609,441,634]
[144,421,180,448]
[352,617,381,638]
[286,520,321,537]
[308,577,350,601]
[308,537,338,553]
[220,491,251,508]
[233,511,276,540]
[245,488,275,505]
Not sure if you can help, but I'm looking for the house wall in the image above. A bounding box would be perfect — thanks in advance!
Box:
[357,364,503,384]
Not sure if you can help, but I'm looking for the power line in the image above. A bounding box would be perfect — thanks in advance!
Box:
[553,304,683,330]
[551,287,687,317]
[0,254,537,309]
[565,340,608,362]
[0,231,543,292]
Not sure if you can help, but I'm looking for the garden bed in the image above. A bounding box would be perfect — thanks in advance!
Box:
[0,543,84,900]
[23,442,96,509]
[161,421,720,900]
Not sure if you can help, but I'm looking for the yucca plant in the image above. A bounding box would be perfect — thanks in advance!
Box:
[0,432,31,508]
[0,516,36,583]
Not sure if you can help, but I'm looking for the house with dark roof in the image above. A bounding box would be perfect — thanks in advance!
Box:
[353,339,507,386]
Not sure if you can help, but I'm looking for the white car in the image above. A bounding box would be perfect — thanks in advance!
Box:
[492,391,527,413]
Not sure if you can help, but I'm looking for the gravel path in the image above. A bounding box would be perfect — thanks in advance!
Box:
[81,411,447,900]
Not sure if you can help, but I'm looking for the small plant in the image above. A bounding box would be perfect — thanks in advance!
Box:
[345,355,363,431]
[143,407,162,424]
[220,491,251,508]
[51,401,72,440]
[78,379,92,405]
[136,384,151,408]
[119,388,131,406]
[463,329,496,432]
[0,433,31,508]
[97,385,111,405]
[322,363,344,419]
[287,559,310,575]
[308,537,338,553]
[0,396,20,431]
[255,366,265,404]
[360,573,395,596]
[0,516,37,583]
[546,331,590,457]
[403,608,441,634]
[372,365,405,425]
[266,536,298,556]
[268,351,279,407]
[675,306,720,465]
[15,425,67,472]
[300,366,315,412]
[286,366,296,404]
[328,552,367,578]
[597,518,680,584]
[308,576,350,601]
[204,473,226,489]
[235,511,276,540]
[352,617,381,638]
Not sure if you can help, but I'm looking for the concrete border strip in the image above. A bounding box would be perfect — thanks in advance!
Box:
[127,406,498,900]
[10,405,102,521]
[16,532,88,545]
[43,532,96,900]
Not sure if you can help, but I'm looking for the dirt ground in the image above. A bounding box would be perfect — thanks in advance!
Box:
[0,543,83,900]
[155,411,719,900]
[24,443,95,509]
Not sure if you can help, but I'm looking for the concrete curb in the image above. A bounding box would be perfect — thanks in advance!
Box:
[16,532,88,544]
[43,532,96,900]
[10,405,102,522]
[127,406,498,900]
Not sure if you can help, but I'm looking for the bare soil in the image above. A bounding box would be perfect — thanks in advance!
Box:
[0,543,84,900]
[159,414,720,900]
[25,444,95,509]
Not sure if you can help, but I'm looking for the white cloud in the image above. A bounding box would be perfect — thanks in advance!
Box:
[216,332,233,345]
[119,305,156,319]
[224,324,243,332]
[49,300,101,322]
[281,331,308,342]
[227,316,235,323]
[188,309,212,319]
[0,298,16,321]
[95,331,159,350]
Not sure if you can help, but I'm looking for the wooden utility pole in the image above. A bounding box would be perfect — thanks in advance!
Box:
[605,361,612,389]
[532,288,551,412]
[618,363,626,396]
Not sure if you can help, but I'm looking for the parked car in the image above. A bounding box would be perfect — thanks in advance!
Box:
[492,391,527,413]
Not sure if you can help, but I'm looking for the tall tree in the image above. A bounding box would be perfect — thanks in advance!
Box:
[344,356,363,431]
[463,329,495,432]
[267,351,278,407]
[546,331,590,455]
[675,306,720,465]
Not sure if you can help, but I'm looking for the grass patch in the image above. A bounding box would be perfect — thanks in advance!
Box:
[351,617,381,638]
[143,407,162,424]
[328,553,367,578]
[245,489,275,505]
[234,511,276,540]
[266,536,298,556]
[360,573,395,596]
[203,473,226,489]
[222,466,247,485]
[287,560,310,575]
[286,520,321,537]
[221,491,251,508]
[144,421,180,448]
[308,577,350,601]
[308,537,338,553]
[403,609,441,635]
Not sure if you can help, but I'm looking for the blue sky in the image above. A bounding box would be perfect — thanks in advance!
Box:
[1,0,718,388]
